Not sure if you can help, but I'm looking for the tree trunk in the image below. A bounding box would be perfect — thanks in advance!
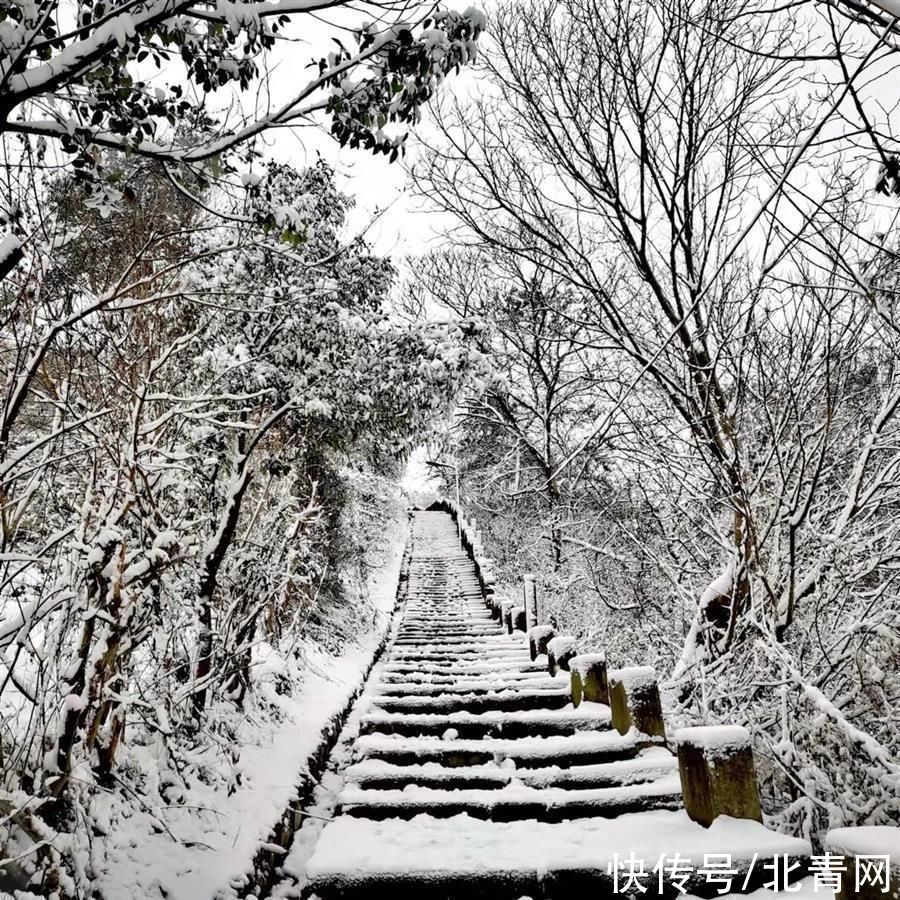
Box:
[192,437,253,718]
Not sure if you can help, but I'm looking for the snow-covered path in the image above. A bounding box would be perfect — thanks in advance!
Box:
[279,510,809,899]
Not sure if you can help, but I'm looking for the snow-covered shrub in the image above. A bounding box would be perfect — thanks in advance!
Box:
[0,154,483,892]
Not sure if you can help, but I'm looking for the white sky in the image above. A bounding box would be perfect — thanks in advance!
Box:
[243,0,900,262]
[400,446,443,497]
[247,1,480,257]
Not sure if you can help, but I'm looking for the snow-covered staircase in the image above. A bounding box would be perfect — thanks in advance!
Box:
[297,510,809,899]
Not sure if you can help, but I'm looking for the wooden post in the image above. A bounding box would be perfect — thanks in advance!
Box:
[826,827,900,900]
[523,573,538,631]
[674,725,762,827]
[528,625,556,661]
[512,605,527,632]
[489,597,502,620]
[608,667,665,739]
[547,635,578,675]
[569,653,608,706]
[482,560,496,601]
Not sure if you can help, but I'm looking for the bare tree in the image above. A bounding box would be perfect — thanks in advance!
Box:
[412,0,900,836]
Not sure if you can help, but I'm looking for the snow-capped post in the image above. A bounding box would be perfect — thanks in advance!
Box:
[490,596,502,620]
[529,624,556,660]
[523,573,538,630]
[512,605,527,632]
[501,600,515,633]
[569,653,608,706]
[483,560,497,605]
[547,635,578,675]
[826,827,900,900]
[674,726,762,827]
[608,667,666,740]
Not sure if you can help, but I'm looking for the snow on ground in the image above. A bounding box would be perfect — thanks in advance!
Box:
[826,826,900,858]
[88,518,407,900]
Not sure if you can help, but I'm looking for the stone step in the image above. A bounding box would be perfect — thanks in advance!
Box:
[388,644,529,656]
[305,811,812,900]
[379,660,548,677]
[384,653,533,667]
[395,632,500,641]
[355,731,651,769]
[369,688,571,715]
[344,750,679,791]
[391,639,520,651]
[359,703,611,738]
[391,632,515,640]
[400,614,490,623]
[370,674,559,694]
[385,650,546,671]
[337,777,683,821]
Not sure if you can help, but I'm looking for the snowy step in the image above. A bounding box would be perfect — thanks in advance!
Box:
[383,654,534,667]
[397,628,502,644]
[404,597,485,603]
[393,633,513,644]
[305,810,811,900]
[382,656,545,671]
[369,688,571,715]
[390,643,518,654]
[388,644,529,656]
[391,633,517,643]
[379,660,548,677]
[375,673,550,689]
[344,750,679,791]
[408,573,481,579]
[391,640,523,652]
[406,589,483,595]
[385,653,531,666]
[337,776,683,821]
[407,589,482,594]
[403,614,486,620]
[397,625,499,633]
[369,685,570,705]
[382,657,533,671]
[359,703,611,738]
[406,587,482,591]
[404,597,486,603]
[370,674,560,694]
[355,730,652,769]
[400,614,489,623]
